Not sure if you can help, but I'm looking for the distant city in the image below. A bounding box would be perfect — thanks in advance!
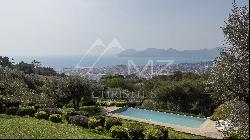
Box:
[11,47,220,73]
[61,61,213,81]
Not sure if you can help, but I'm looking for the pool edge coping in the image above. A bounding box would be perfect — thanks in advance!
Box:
[103,106,223,139]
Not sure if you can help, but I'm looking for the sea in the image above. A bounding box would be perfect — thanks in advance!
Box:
[11,55,215,72]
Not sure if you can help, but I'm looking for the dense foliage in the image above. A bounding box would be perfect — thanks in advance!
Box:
[141,72,214,116]
[79,106,102,116]
[104,117,122,130]
[207,1,249,136]
[0,59,96,111]
[88,117,102,129]
[5,107,18,115]
[49,114,62,123]
[207,2,249,104]
[0,57,215,118]
[64,110,82,122]
[35,111,49,120]
[67,76,92,110]
[143,128,164,139]
[69,115,89,127]
[37,108,62,116]
[127,123,145,139]
[211,100,249,137]
[94,126,107,134]
[110,125,129,139]
[17,106,36,117]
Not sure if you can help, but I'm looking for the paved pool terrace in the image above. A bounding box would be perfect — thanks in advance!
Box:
[103,107,223,139]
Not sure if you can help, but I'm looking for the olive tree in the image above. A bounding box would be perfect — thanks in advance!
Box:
[207,1,249,104]
[67,76,92,110]
[207,1,249,136]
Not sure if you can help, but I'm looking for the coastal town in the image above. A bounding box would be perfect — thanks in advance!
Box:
[61,61,213,80]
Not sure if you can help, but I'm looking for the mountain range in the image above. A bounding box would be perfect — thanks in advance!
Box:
[118,47,220,58]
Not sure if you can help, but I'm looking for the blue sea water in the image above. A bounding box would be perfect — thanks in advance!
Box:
[11,55,214,71]
[112,107,206,128]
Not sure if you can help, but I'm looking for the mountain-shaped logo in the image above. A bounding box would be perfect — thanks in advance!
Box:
[75,38,125,73]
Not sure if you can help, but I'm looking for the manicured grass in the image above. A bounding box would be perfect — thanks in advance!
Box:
[0,114,111,139]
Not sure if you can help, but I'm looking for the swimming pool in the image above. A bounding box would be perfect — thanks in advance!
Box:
[111,107,206,128]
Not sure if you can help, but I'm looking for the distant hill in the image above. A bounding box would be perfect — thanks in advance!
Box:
[118,47,220,59]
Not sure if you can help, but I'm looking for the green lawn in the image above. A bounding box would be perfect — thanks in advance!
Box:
[0,114,111,139]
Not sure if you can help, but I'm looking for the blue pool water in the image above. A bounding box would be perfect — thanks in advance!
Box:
[112,107,206,128]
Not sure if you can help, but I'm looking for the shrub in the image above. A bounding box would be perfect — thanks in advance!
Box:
[96,101,106,106]
[94,116,106,126]
[69,115,88,127]
[141,99,157,110]
[37,108,62,116]
[94,126,106,134]
[157,127,169,139]
[3,99,21,108]
[65,110,89,123]
[88,117,101,129]
[62,107,75,113]
[107,101,115,106]
[79,106,101,116]
[77,110,89,116]
[34,104,47,111]
[210,101,249,135]
[114,101,127,107]
[210,101,233,121]
[88,116,106,128]
[81,97,97,106]
[96,99,116,106]
[49,114,62,123]
[143,128,164,139]
[127,101,139,107]
[127,123,145,139]
[35,111,49,119]
[104,117,122,130]
[229,131,249,139]
[63,102,74,108]
[0,105,5,114]
[0,97,5,113]
[26,102,36,106]
[65,111,80,122]
[6,107,18,115]
[17,106,36,116]
[110,125,128,139]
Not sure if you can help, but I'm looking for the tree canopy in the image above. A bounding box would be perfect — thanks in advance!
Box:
[207,1,249,136]
[207,1,249,104]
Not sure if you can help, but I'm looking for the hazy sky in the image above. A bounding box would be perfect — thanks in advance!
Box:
[0,0,248,56]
